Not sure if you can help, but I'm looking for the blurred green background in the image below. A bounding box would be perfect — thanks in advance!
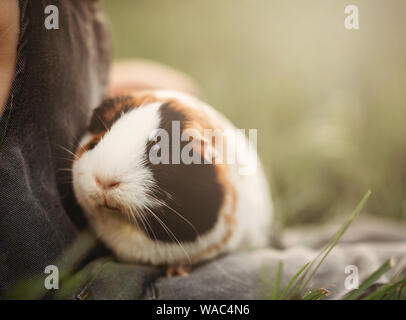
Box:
[102,0,406,227]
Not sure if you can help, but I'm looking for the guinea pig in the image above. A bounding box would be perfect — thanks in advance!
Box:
[72,90,272,276]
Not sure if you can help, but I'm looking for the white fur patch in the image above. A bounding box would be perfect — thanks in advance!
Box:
[73,103,162,216]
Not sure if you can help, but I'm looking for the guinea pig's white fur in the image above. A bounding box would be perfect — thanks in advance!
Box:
[72,90,273,267]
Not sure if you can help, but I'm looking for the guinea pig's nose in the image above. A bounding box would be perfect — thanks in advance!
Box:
[95,176,120,190]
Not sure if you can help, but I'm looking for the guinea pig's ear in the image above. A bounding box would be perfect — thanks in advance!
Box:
[88,95,135,133]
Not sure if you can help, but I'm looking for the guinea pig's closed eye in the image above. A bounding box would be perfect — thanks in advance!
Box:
[86,141,98,151]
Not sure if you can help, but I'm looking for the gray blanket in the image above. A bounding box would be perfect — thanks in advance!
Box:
[66,218,406,300]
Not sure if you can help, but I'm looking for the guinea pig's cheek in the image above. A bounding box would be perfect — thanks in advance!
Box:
[72,160,93,208]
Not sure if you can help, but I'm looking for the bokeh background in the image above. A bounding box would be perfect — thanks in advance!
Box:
[102,0,406,227]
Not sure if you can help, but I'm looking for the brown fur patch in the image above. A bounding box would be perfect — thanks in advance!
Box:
[158,98,239,257]
[196,165,238,258]
[77,92,163,158]
[143,102,225,242]
[75,131,106,160]
[88,92,163,134]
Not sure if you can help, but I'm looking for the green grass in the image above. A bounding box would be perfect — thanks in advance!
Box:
[269,191,406,300]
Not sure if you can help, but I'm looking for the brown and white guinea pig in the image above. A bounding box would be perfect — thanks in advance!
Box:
[72,90,272,273]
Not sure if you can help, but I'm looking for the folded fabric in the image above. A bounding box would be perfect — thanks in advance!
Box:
[67,218,406,300]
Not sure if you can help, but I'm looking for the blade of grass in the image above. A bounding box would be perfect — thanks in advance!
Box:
[345,257,394,300]
[363,276,406,300]
[303,288,329,300]
[295,190,372,295]
[278,262,310,299]
[282,190,371,298]
[399,283,406,299]
[271,260,283,299]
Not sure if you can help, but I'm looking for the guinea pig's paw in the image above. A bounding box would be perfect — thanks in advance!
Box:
[166,265,191,278]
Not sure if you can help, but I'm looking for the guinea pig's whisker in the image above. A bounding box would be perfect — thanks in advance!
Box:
[117,199,138,226]
[139,209,158,241]
[125,208,134,225]
[94,111,109,132]
[132,205,155,239]
[142,205,175,242]
[154,198,199,238]
[57,168,73,172]
[151,183,174,201]
[53,156,76,163]
[151,184,199,238]
[55,144,79,160]
[52,129,82,147]
[143,205,191,265]
[121,205,132,225]
[126,204,159,242]
[136,207,158,242]
[123,203,150,239]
